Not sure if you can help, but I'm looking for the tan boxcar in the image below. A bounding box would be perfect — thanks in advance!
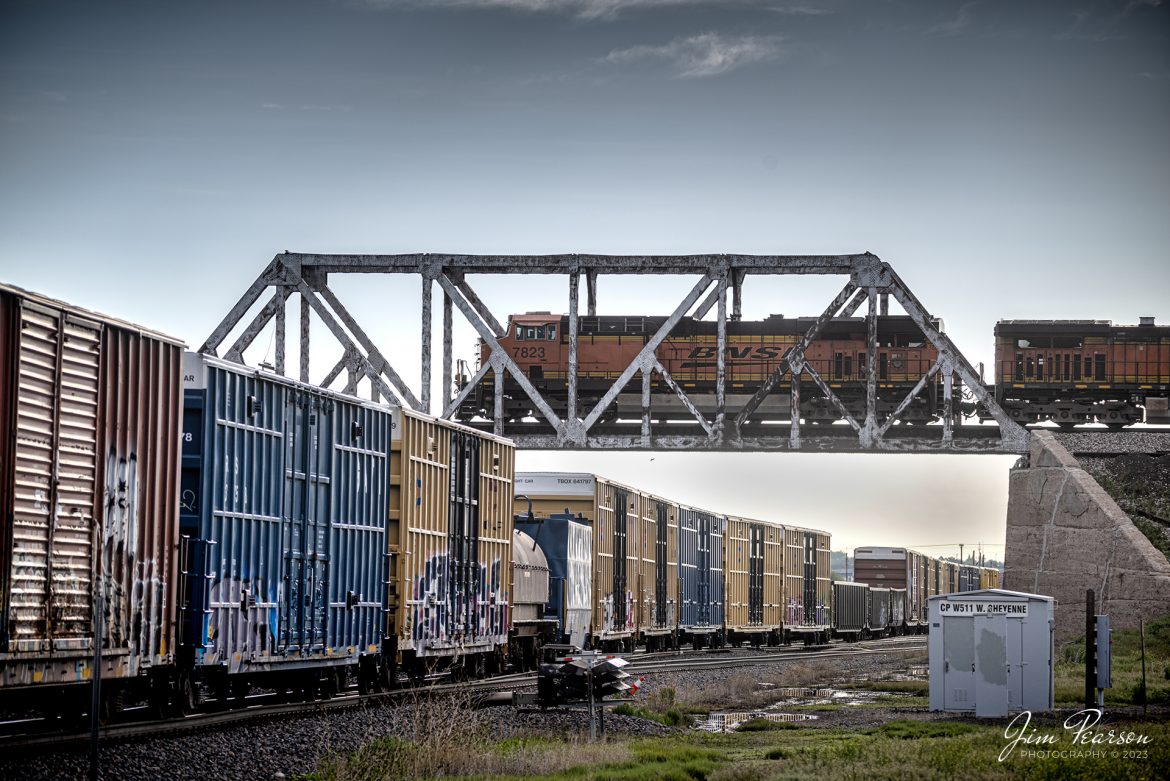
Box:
[0,283,182,706]
[514,473,642,650]
[724,516,784,645]
[636,492,679,649]
[781,524,832,642]
[387,408,515,677]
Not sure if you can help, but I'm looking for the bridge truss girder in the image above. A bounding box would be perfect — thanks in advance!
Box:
[200,252,1029,454]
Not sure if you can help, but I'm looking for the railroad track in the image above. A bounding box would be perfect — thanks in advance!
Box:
[0,635,926,752]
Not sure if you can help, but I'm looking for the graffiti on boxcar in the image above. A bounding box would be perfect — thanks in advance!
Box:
[565,521,592,612]
[204,572,277,663]
[103,449,139,649]
[410,554,508,653]
[600,590,635,634]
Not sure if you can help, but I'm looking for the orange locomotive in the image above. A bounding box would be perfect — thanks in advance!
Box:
[991,318,1170,428]
[461,313,947,424]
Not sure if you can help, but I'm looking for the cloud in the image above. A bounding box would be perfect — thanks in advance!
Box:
[604,31,784,77]
[360,0,780,22]
[926,1,978,36]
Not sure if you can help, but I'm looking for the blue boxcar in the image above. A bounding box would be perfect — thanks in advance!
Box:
[179,353,391,690]
[677,505,725,647]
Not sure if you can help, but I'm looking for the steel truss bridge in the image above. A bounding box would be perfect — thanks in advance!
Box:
[200,252,1029,454]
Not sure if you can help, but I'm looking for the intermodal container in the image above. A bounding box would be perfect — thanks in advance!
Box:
[832,581,868,637]
[514,512,591,650]
[389,409,514,663]
[678,504,725,642]
[724,516,783,641]
[181,353,392,675]
[0,284,182,694]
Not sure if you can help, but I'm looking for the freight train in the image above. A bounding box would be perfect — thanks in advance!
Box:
[459,312,1170,427]
[833,546,1001,640]
[514,472,833,652]
[0,282,1009,722]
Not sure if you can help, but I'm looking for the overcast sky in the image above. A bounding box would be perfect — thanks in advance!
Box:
[2,0,1167,556]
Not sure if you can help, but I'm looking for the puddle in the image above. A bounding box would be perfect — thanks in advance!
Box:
[695,711,818,732]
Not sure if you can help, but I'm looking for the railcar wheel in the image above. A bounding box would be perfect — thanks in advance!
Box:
[177,673,200,716]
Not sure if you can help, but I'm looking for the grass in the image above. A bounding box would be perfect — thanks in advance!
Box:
[1053,615,1170,706]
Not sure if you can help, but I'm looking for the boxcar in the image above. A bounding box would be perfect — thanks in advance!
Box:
[889,587,907,632]
[0,284,182,713]
[637,492,680,650]
[868,587,891,637]
[831,581,868,640]
[180,353,395,701]
[853,546,927,632]
[724,515,783,647]
[388,407,515,679]
[783,525,832,643]
[677,504,726,649]
[514,473,642,651]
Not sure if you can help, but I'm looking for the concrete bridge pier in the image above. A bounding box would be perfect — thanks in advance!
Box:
[1003,431,1170,642]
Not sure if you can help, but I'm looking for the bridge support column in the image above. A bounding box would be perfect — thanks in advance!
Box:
[1003,431,1170,641]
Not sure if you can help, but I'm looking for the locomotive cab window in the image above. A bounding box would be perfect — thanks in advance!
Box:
[515,325,524,340]
[546,325,557,341]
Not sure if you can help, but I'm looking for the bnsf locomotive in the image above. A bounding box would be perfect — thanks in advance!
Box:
[991,318,1170,428]
[461,312,1169,428]
[462,312,948,424]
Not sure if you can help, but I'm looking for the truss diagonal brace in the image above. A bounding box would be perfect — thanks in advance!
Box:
[803,363,862,433]
[443,360,492,419]
[581,274,716,433]
[887,274,1028,451]
[200,257,284,355]
[734,282,862,428]
[223,286,293,362]
[316,284,422,410]
[436,273,565,432]
[877,356,945,437]
[655,361,713,436]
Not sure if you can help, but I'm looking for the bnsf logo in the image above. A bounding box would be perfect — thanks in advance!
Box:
[686,346,782,360]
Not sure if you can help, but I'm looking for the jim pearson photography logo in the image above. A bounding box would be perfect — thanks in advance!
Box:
[1000,709,1152,762]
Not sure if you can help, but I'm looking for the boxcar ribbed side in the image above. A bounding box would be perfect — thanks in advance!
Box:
[389,409,514,673]
[637,492,679,648]
[868,587,891,635]
[784,525,831,639]
[677,504,725,647]
[889,587,907,631]
[724,516,783,644]
[180,354,392,687]
[594,477,640,645]
[0,284,182,705]
[831,581,868,638]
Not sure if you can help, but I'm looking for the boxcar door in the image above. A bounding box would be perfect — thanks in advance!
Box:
[748,524,764,625]
[448,430,480,643]
[697,513,710,626]
[655,502,668,628]
[4,304,101,654]
[283,391,331,655]
[612,488,629,632]
[802,534,816,626]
